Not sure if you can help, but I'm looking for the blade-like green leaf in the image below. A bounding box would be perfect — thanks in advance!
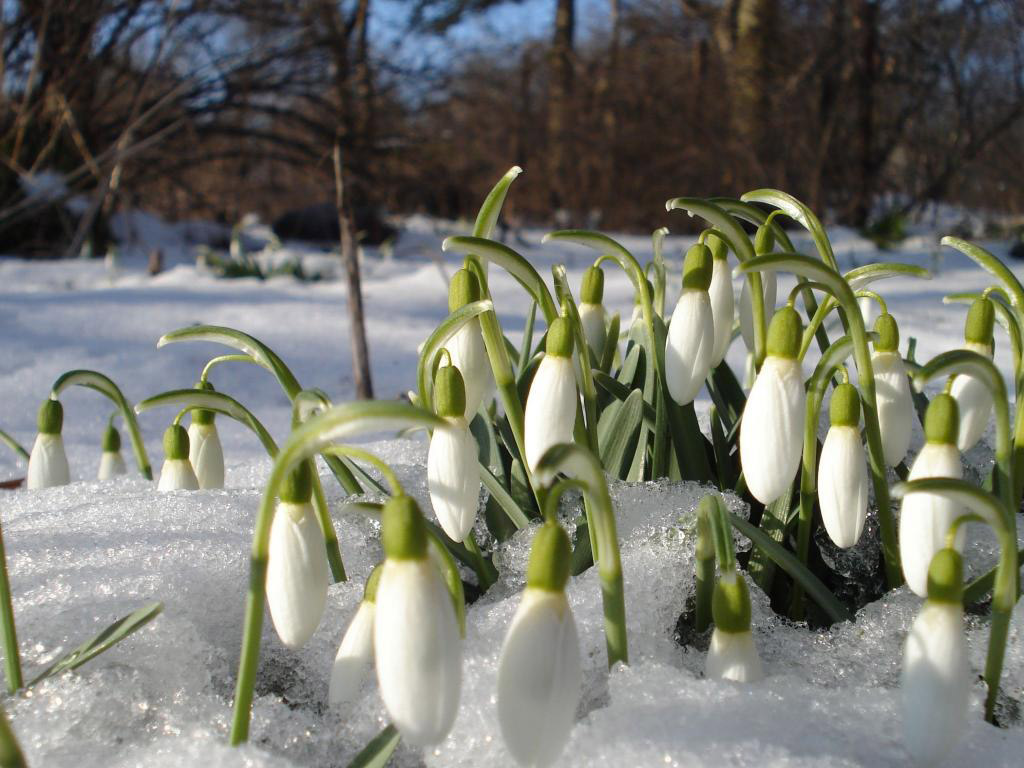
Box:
[941,237,1024,314]
[739,188,837,270]
[0,430,27,463]
[843,262,931,290]
[416,299,494,408]
[592,373,656,426]
[136,389,278,457]
[479,463,531,529]
[473,167,523,239]
[599,389,644,479]
[599,312,620,373]
[346,724,400,768]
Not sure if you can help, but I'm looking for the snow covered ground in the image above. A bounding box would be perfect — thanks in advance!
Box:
[1,212,1023,766]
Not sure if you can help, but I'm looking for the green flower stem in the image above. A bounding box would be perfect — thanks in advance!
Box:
[738,253,902,587]
[0,431,27,464]
[694,499,715,633]
[535,443,627,667]
[229,402,445,745]
[0,703,26,768]
[136,389,279,456]
[200,354,256,383]
[0,517,22,694]
[893,479,1018,724]
[854,290,887,315]
[50,370,152,479]
[651,227,669,318]
[790,335,859,620]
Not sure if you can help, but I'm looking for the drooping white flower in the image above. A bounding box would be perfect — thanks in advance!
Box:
[819,383,869,548]
[188,386,225,489]
[739,307,805,504]
[871,312,914,467]
[902,548,970,765]
[97,421,126,480]
[266,461,328,648]
[951,297,996,452]
[665,244,714,405]
[157,425,199,491]
[375,495,461,747]
[578,265,607,360]
[707,235,735,366]
[524,317,578,473]
[705,570,763,683]
[27,399,70,490]
[446,268,494,419]
[329,565,381,706]
[900,394,964,597]
[427,365,481,541]
[498,521,581,767]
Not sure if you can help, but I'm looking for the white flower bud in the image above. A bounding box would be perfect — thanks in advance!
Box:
[266,501,328,648]
[427,416,480,541]
[705,628,764,683]
[448,320,493,419]
[872,351,914,467]
[665,290,714,405]
[950,342,994,452]
[739,356,804,504]
[579,302,607,359]
[157,459,199,491]
[819,425,869,548]
[329,599,375,706]
[524,353,577,474]
[27,434,71,489]
[708,256,735,366]
[188,422,225,489]
[97,450,126,480]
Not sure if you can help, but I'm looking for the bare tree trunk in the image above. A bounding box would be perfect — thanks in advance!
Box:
[850,0,878,226]
[333,140,374,400]
[731,0,777,186]
[547,0,575,213]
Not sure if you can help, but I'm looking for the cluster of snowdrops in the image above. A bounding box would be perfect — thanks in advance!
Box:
[8,168,1024,767]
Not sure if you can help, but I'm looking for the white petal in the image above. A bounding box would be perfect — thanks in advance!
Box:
[188,423,225,489]
[900,443,964,597]
[524,356,578,473]
[374,558,461,746]
[27,433,70,489]
[665,291,714,405]
[951,372,993,452]
[901,602,970,765]
[739,356,805,504]
[329,600,375,706]
[97,450,126,480]
[497,588,582,767]
[157,458,199,491]
[708,258,735,366]
[579,302,607,358]
[872,352,914,466]
[818,426,869,548]
[427,418,481,541]
[447,319,494,419]
[739,271,777,352]
[705,629,763,683]
[266,502,328,648]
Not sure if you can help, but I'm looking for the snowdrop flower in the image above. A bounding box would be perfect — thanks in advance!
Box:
[97,421,126,480]
[266,460,328,648]
[157,424,199,491]
[950,297,995,452]
[427,365,481,541]
[665,243,714,405]
[705,569,763,682]
[819,382,869,548]
[498,521,581,767]
[188,381,224,489]
[706,233,734,367]
[27,399,70,489]
[739,225,777,353]
[446,268,493,419]
[578,265,607,359]
[328,565,381,706]
[902,548,970,765]
[872,313,914,467]
[375,494,461,746]
[900,394,964,597]
[739,306,805,504]
[524,317,578,473]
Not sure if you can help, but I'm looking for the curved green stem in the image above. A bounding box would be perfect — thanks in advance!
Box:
[740,188,839,270]
[0,431,27,464]
[51,370,152,480]
[321,445,404,496]
[854,289,887,315]
[200,354,256,384]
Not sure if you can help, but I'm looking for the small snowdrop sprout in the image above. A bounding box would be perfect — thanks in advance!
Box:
[374,494,461,747]
[156,424,199,491]
[578,264,607,359]
[497,521,581,768]
[705,569,763,683]
[871,313,914,466]
[899,394,964,597]
[950,297,995,451]
[739,306,805,504]
[188,381,225,489]
[818,380,869,548]
[446,268,493,419]
[665,243,714,405]
[329,565,381,706]
[706,233,734,366]
[524,317,578,473]
[97,418,126,480]
[427,364,481,541]
[901,548,970,765]
[266,460,328,648]
[27,399,70,490]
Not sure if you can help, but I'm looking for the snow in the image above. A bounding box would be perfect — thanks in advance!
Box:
[1,216,1024,765]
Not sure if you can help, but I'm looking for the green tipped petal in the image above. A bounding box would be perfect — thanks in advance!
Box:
[37,399,63,435]
[163,424,190,461]
[754,224,775,255]
[830,383,861,427]
[924,393,959,445]
[381,494,428,561]
[546,317,574,358]
[873,313,900,353]
[525,521,572,592]
[926,548,964,605]
[434,365,467,418]
[682,244,713,291]
[279,460,313,504]
[449,268,482,312]
[712,571,751,634]
[581,265,605,304]
[102,422,121,452]
[766,306,801,360]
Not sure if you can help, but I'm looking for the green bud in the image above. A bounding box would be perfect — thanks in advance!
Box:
[581,265,605,304]
[766,306,802,359]
[754,224,775,255]
[434,364,467,418]
[924,393,959,445]
[706,232,727,261]
[163,424,190,461]
[873,313,900,353]
[102,422,121,452]
[712,571,752,634]
[926,548,964,605]
[681,244,713,292]
[381,494,428,560]
[964,298,995,346]
[279,460,313,504]
[363,563,384,603]
[829,383,861,428]
[192,380,216,426]
[525,521,571,592]
[448,268,482,312]
[546,317,574,358]
[37,399,63,435]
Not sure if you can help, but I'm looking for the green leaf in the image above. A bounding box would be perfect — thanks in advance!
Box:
[0,430,27,463]
[416,299,494,410]
[739,188,838,270]
[616,344,644,389]
[592,373,656,426]
[473,167,522,240]
[709,406,735,490]
[518,301,537,375]
[599,312,620,373]
[599,389,644,479]
[346,724,400,768]
[479,463,531,529]
[542,230,645,292]
[843,262,931,290]
[747,487,794,593]
[941,237,1024,314]
[28,603,163,686]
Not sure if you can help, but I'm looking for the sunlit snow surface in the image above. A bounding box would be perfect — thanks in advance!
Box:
[2,217,1024,765]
